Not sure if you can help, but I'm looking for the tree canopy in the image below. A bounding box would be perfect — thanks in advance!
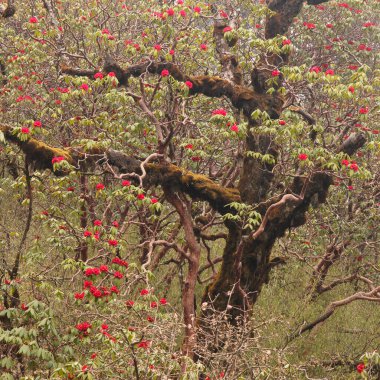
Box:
[0,0,379,379]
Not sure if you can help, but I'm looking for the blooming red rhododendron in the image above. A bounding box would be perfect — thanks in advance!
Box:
[357,363,365,373]
[298,153,308,161]
[212,109,227,116]
[94,72,103,80]
[52,156,65,164]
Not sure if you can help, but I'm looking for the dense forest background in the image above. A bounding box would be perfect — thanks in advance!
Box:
[0,0,379,379]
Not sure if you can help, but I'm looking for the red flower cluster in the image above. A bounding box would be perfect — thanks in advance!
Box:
[303,22,316,29]
[76,321,92,332]
[112,257,128,267]
[85,267,101,277]
[212,109,227,116]
[357,363,365,373]
[52,156,65,164]
[113,271,123,279]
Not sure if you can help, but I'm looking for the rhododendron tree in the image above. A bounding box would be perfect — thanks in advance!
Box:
[0,0,379,379]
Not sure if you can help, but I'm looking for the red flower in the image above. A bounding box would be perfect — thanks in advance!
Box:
[212,109,227,116]
[110,285,119,294]
[90,353,97,359]
[108,239,118,246]
[83,280,93,289]
[33,120,42,127]
[140,289,149,296]
[107,72,116,77]
[348,86,355,93]
[223,26,232,33]
[126,300,134,308]
[349,163,359,172]
[161,69,169,77]
[150,301,157,308]
[357,363,365,374]
[114,271,123,279]
[122,179,131,186]
[326,23,333,28]
[282,39,291,45]
[169,49,175,55]
[147,316,154,322]
[230,124,239,132]
[75,292,85,300]
[154,44,162,51]
[85,267,100,276]
[298,153,308,161]
[29,17,38,23]
[138,340,150,349]
[304,22,316,29]
[94,72,104,80]
[341,159,349,166]
[271,70,280,77]
[21,303,28,311]
[200,43,207,51]
[325,69,335,76]
[101,323,109,330]
[93,219,102,226]
[137,193,145,200]
[96,183,105,190]
[21,127,30,134]
[278,120,286,126]
[112,221,119,228]
[309,66,321,74]
[99,265,108,273]
[179,10,186,17]
[159,298,167,305]
[185,144,193,149]
[167,8,174,16]
[83,230,92,238]
[185,81,193,89]
[52,156,65,164]
[194,6,201,13]
[151,197,158,204]
[76,321,92,332]
[359,107,368,114]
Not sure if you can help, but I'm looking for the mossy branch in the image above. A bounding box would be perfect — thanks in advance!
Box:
[1,126,240,213]
[1,125,73,174]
